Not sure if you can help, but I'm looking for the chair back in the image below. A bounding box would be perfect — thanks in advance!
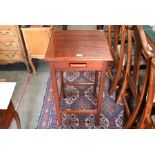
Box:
[107,25,126,64]
[122,25,154,128]
[106,25,127,96]
[137,57,155,128]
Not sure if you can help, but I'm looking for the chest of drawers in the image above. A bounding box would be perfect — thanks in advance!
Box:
[0,26,30,72]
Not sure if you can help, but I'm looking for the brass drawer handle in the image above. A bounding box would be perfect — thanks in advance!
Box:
[69,63,87,68]
[0,31,9,36]
[3,42,13,47]
[6,53,16,58]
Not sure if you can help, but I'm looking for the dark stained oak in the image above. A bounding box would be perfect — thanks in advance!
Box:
[45,30,112,126]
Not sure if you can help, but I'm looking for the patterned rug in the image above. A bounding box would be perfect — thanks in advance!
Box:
[37,71,124,129]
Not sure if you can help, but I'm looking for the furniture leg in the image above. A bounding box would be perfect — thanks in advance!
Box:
[50,62,62,125]
[94,71,98,96]
[63,25,67,30]
[28,56,36,75]
[10,101,21,129]
[60,71,65,98]
[23,58,31,73]
[95,63,107,126]
[97,25,104,30]
[14,111,21,129]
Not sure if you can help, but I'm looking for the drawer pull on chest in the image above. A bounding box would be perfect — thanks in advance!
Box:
[3,42,13,47]
[6,53,16,58]
[69,63,87,68]
[0,31,9,36]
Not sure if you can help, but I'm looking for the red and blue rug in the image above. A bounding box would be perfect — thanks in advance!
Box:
[37,71,124,129]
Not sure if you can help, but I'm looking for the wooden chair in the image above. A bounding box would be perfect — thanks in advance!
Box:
[0,80,21,129]
[137,57,155,129]
[117,25,154,128]
[107,25,126,97]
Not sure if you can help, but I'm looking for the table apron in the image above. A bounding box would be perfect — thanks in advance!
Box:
[51,61,107,71]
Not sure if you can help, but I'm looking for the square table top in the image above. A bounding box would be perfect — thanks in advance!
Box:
[0,82,16,109]
[45,30,112,61]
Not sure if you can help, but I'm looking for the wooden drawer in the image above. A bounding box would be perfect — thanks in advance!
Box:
[0,51,22,61]
[54,61,104,71]
[0,38,21,51]
[0,27,17,38]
